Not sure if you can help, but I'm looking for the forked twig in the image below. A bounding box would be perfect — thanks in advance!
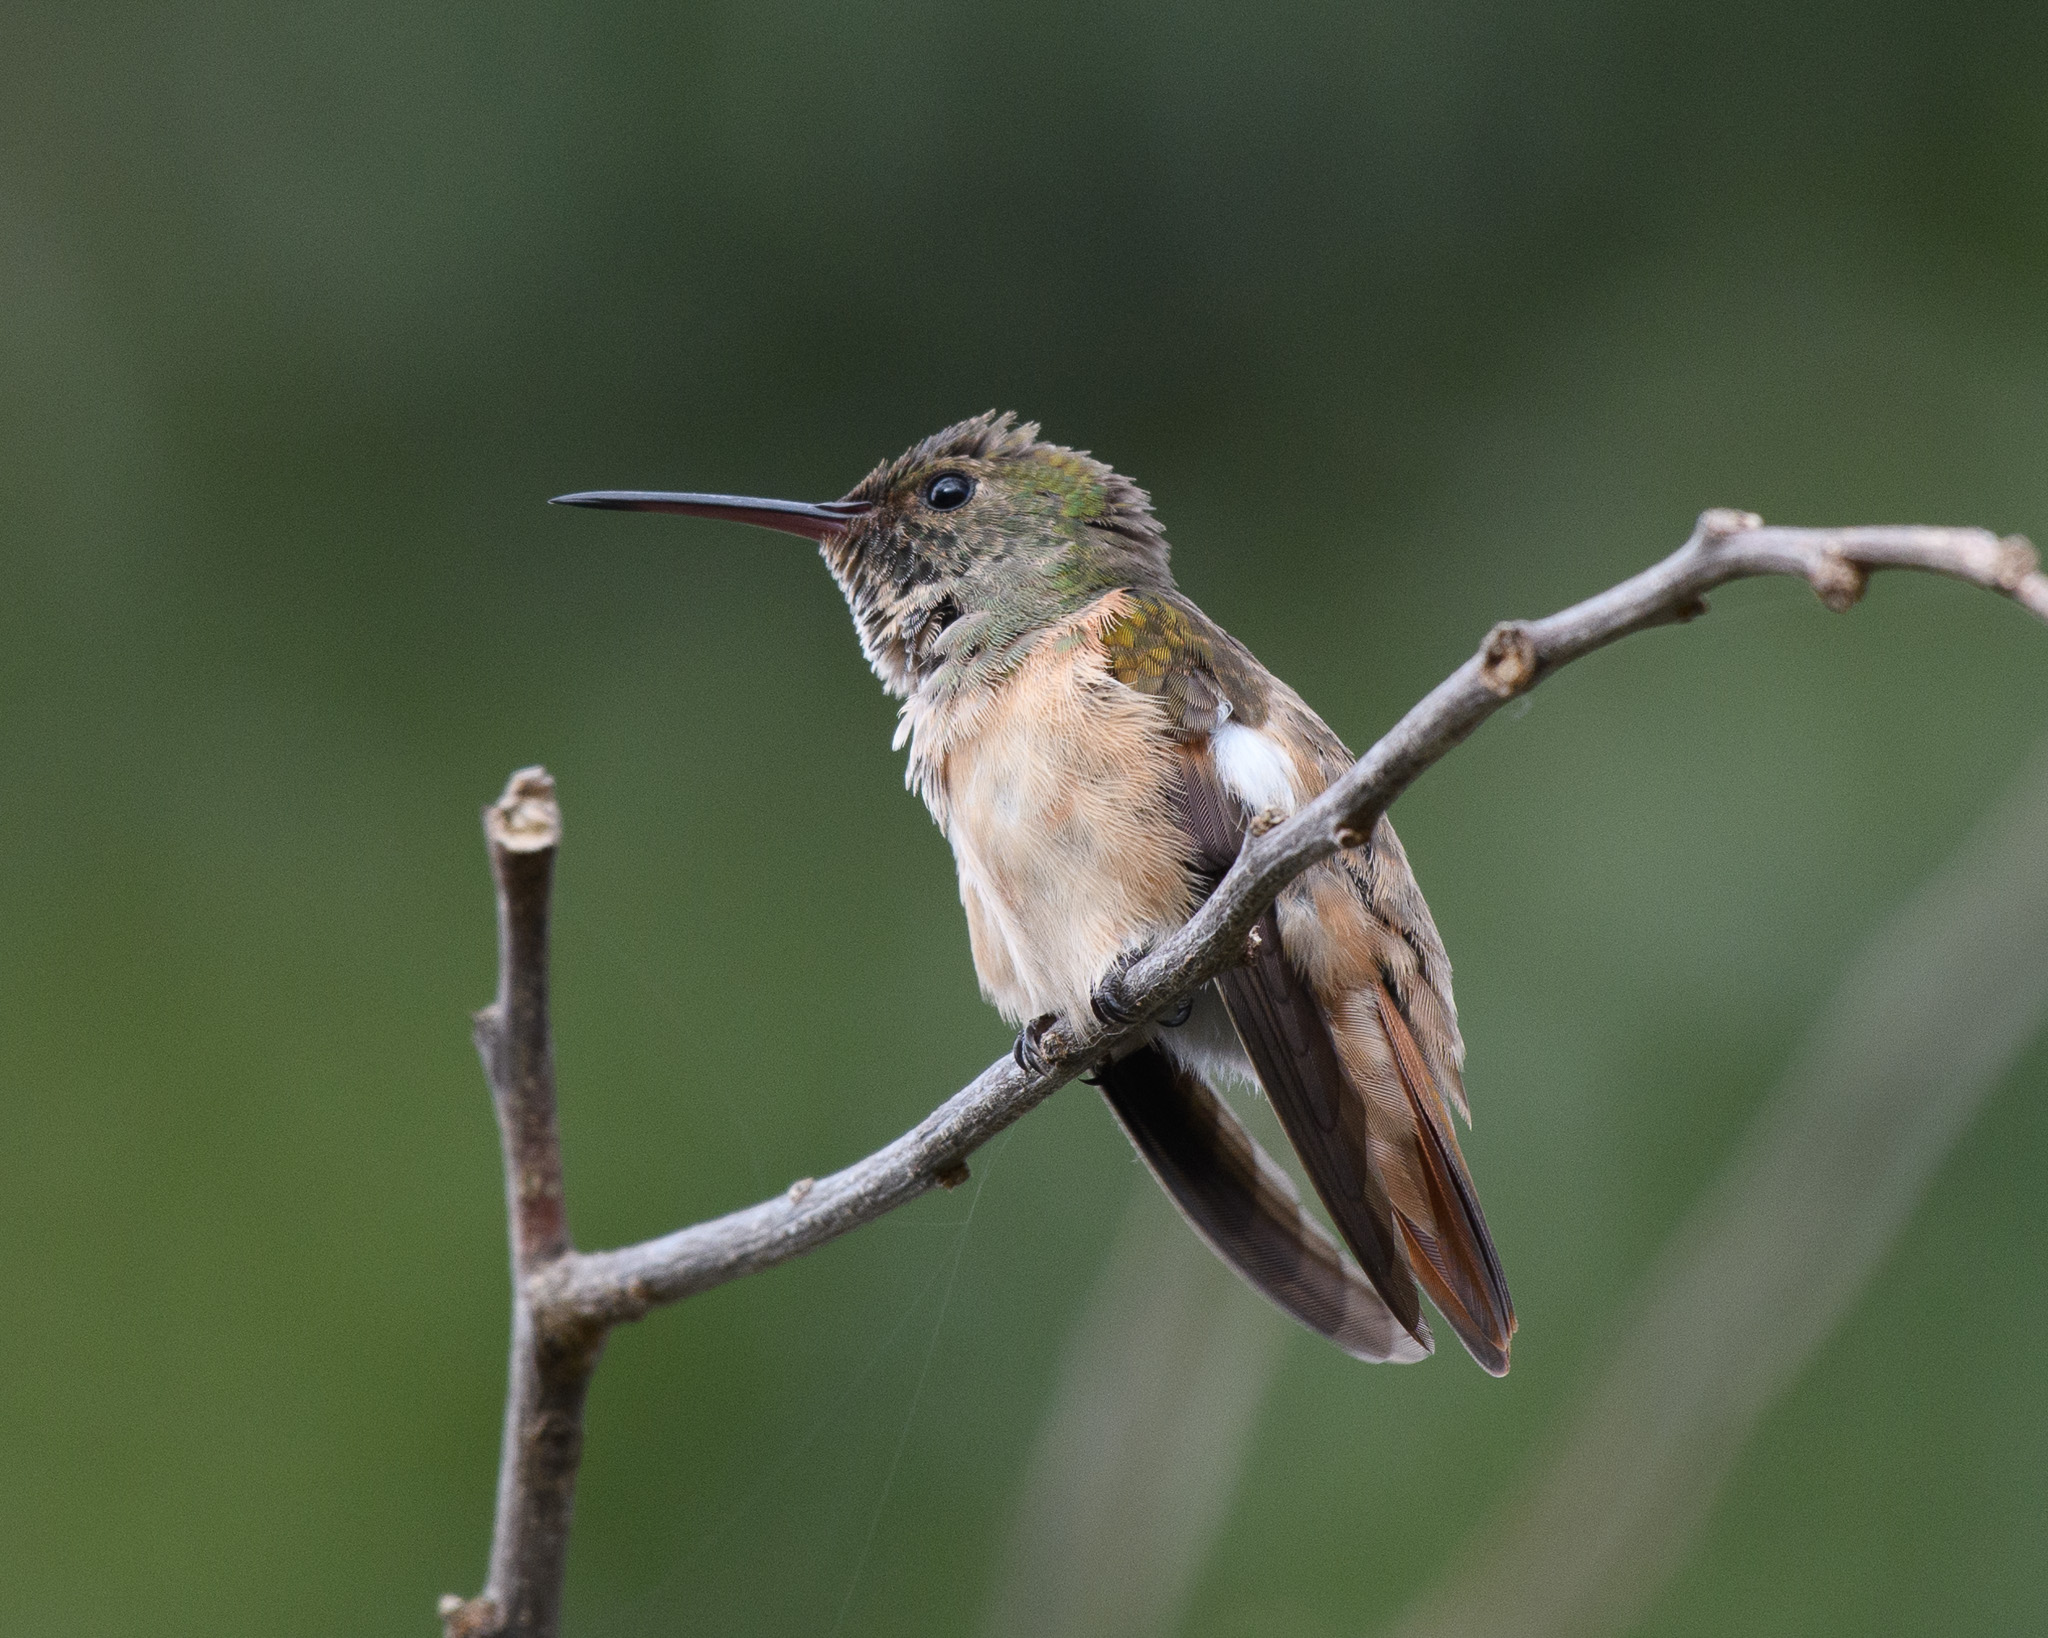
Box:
[441,514,2048,1636]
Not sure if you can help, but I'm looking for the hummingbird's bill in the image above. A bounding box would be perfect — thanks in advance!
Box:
[549,490,870,543]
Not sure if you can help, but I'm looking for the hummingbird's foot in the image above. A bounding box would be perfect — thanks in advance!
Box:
[1013,1014,1064,1078]
[1092,948,1195,1029]
[1091,948,1149,1027]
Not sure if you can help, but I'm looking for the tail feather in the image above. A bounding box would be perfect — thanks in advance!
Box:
[1094,1041,1432,1365]
[1369,978,1516,1374]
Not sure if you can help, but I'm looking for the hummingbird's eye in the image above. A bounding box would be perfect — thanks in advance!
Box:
[922,472,975,511]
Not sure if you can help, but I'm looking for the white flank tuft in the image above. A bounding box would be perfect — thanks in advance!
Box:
[1212,722,1299,816]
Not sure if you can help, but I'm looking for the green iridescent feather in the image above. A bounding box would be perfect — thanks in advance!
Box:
[1098,592,1273,733]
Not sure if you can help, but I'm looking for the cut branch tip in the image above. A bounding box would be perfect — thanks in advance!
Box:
[787,1176,815,1205]
[488,766,562,853]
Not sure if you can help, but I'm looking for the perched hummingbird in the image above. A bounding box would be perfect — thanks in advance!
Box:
[555,412,1514,1373]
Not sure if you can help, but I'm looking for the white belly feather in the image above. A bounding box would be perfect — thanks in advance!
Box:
[904,611,1316,1031]
[906,639,1193,1026]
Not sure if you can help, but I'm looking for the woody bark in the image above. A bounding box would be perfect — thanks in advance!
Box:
[442,513,2048,1637]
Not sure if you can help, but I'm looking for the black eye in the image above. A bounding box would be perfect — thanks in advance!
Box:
[923,472,974,511]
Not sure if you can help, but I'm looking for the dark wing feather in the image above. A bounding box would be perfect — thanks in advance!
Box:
[1099,587,1509,1368]
[1169,739,1426,1341]
[1211,916,1424,1338]
[1095,1044,1431,1363]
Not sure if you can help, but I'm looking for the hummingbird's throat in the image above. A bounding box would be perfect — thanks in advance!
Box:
[822,526,1122,704]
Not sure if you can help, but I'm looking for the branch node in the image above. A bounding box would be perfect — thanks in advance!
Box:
[935,1161,971,1190]
[1995,534,2040,591]
[1696,508,1763,545]
[1674,595,1711,622]
[487,766,562,853]
[787,1176,815,1205]
[1333,825,1367,851]
[1807,550,1868,613]
[1479,622,1540,697]
[439,1594,501,1638]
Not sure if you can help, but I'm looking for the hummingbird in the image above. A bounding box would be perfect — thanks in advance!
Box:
[554,412,1514,1373]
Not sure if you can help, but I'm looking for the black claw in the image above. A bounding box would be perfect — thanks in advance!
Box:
[1090,947,1150,1027]
[1093,947,1198,1031]
[1091,981,1137,1027]
[1013,1014,1061,1077]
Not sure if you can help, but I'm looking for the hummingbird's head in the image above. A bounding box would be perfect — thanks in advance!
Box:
[554,412,1172,698]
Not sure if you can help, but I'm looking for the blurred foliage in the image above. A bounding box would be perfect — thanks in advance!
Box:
[3,2,2047,1634]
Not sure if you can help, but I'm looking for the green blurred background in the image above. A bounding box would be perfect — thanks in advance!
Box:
[6,2,2048,1633]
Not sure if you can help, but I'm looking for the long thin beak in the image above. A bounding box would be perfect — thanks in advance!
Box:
[549,490,871,543]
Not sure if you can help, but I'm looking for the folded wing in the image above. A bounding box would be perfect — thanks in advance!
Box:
[1094,588,1514,1371]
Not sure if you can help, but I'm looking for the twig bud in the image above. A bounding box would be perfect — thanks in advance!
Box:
[1697,508,1763,544]
[1479,622,1539,697]
[1807,551,1868,612]
[1994,535,2040,591]
[438,1595,500,1638]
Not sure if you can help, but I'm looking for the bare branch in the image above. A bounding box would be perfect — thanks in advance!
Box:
[442,516,2048,1633]
[542,516,2047,1329]
[442,770,602,1638]
[481,770,570,1274]
[1131,518,2046,1028]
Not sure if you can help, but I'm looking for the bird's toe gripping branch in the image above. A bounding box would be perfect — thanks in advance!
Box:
[1089,948,1148,1027]
[1012,1013,1066,1077]
[1089,945,1197,1031]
